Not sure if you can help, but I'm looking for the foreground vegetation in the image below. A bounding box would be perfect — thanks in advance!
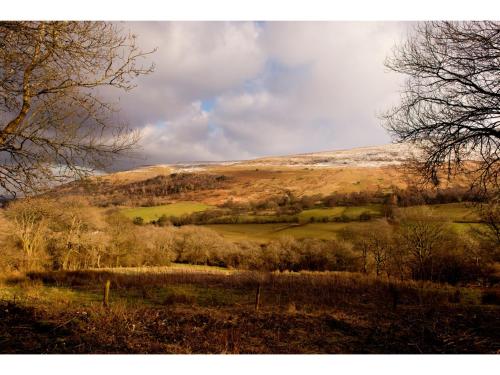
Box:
[0,179,498,353]
[0,268,498,353]
[1,193,498,284]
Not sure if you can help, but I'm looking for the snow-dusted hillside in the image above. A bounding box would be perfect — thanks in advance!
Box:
[241,143,417,168]
[109,144,417,181]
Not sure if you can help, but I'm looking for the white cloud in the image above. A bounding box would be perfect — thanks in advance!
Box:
[109,22,409,167]
[114,21,266,125]
[134,102,254,164]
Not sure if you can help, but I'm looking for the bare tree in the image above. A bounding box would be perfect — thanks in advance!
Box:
[397,207,447,281]
[48,196,105,270]
[477,200,500,245]
[5,198,51,271]
[383,21,500,195]
[0,22,155,196]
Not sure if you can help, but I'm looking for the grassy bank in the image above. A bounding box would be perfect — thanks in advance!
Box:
[0,267,498,353]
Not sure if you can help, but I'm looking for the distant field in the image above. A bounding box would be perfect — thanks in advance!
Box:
[297,207,345,220]
[121,202,213,222]
[399,202,480,222]
[204,203,481,242]
[232,206,382,223]
[204,222,373,242]
[297,205,383,221]
[450,222,486,234]
[121,201,482,241]
[254,203,476,223]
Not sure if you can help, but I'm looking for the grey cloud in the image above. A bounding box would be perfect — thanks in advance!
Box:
[106,22,410,168]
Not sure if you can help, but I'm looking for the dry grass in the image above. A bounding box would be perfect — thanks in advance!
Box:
[75,164,409,206]
[100,165,173,184]
[0,268,498,353]
[187,165,408,205]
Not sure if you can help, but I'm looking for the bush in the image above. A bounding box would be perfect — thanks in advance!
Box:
[142,227,176,266]
[481,290,500,305]
[299,239,336,271]
[330,241,359,272]
[156,214,171,227]
[263,237,302,271]
[174,226,238,267]
[132,216,144,225]
[359,211,372,221]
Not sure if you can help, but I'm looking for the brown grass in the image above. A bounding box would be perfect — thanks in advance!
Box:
[176,165,408,205]
[0,269,498,353]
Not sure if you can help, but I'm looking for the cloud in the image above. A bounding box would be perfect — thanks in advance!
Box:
[131,102,254,165]
[114,21,266,126]
[109,21,409,167]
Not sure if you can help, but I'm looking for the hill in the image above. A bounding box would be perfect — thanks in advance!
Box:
[53,143,471,206]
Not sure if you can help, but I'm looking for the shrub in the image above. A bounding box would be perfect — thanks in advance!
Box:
[156,214,171,227]
[174,226,238,267]
[299,239,336,271]
[142,227,176,266]
[263,237,302,271]
[331,241,359,272]
[481,290,500,305]
[132,216,144,225]
[359,211,372,221]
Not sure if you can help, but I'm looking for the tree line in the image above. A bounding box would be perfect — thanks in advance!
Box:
[1,196,498,285]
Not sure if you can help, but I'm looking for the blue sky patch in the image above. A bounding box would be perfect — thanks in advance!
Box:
[201,98,215,112]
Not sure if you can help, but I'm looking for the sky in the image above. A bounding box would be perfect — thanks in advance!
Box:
[111,21,410,167]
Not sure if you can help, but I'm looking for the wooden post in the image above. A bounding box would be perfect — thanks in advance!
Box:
[103,279,110,307]
[255,283,261,312]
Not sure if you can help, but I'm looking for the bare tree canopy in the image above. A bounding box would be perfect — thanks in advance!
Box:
[383,21,500,196]
[0,21,155,196]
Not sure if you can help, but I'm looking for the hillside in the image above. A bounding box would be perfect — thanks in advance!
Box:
[242,143,416,168]
[54,143,471,206]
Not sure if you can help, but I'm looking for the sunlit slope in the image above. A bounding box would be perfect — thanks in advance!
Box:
[62,144,473,205]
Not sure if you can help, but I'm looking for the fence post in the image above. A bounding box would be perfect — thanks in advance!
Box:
[255,283,261,312]
[103,279,111,307]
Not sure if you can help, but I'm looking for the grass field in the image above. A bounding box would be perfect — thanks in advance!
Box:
[121,201,214,222]
[95,263,234,275]
[204,222,373,242]
[204,203,480,242]
[295,202,479,224]
[119,201,482,242]
[400,203,480,222]
[297,207,345,220]
[297,205,383,221]
[0,268,497,353]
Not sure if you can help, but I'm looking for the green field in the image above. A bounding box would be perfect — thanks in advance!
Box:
[122,201,482,241]
[204,222,373,242]
[297,203,477,223]
[205,203,482,242]
[223,206,383,224]
[297,205,382,221]
[297,207,345,220]
[121,202,214,222]
[399,202,480,222]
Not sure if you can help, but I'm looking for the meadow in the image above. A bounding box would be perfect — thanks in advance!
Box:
[119,201,483,242]
[297,205,383,221]
[204,222,368,241]
[121,202,214,222]
[0,266,498,353]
